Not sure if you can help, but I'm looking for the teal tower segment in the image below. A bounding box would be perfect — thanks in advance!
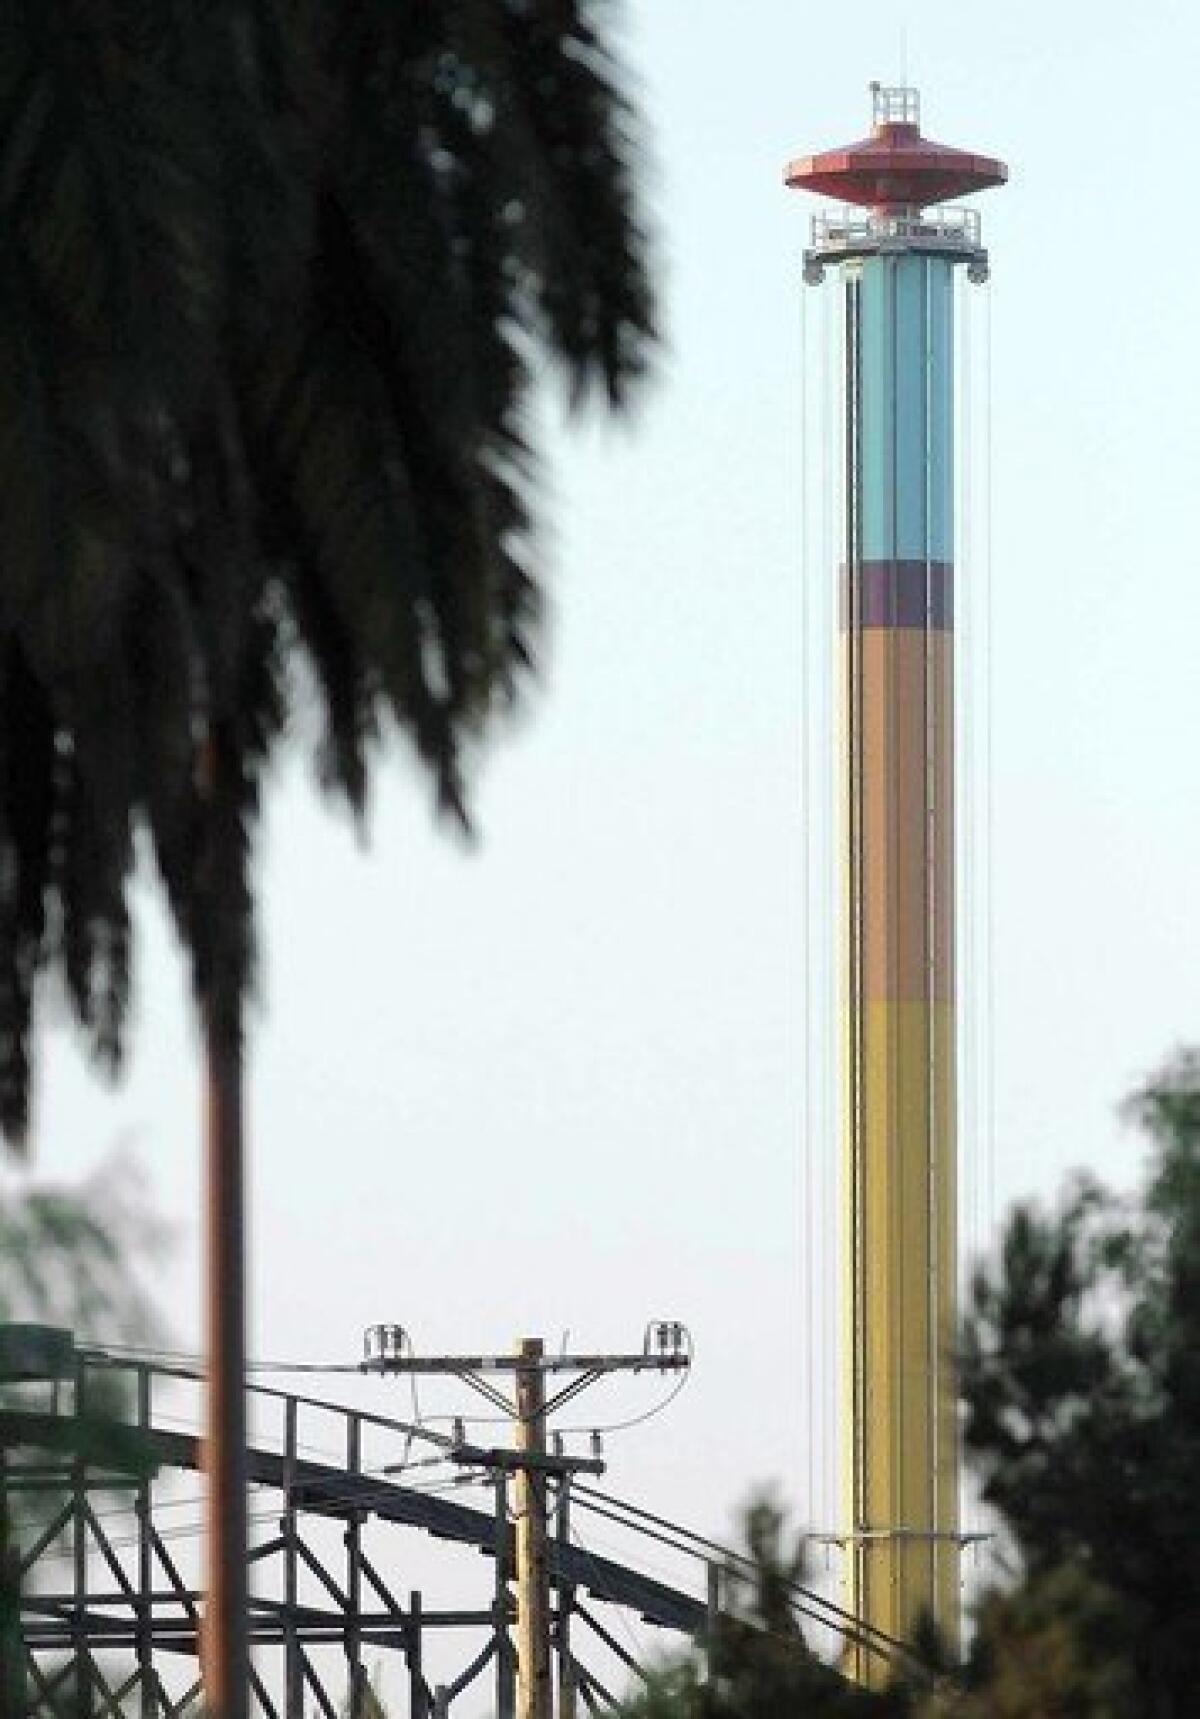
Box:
[858,254,954,567]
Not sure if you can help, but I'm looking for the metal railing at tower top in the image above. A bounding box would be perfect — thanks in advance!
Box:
[811,206,981,252]
[803,205,989,284]
[871,83,920,128]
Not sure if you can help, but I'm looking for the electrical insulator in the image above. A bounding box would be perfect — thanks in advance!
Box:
[362,1323,409,1370]
[643,1318,687,1361]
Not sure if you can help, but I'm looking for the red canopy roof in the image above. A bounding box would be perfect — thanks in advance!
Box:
[785,119,1007,213]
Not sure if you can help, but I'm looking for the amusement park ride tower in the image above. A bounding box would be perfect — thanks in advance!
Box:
[785,86,1006,1677]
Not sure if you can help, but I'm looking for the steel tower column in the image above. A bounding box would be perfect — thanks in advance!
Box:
[785,84,1006,1680]
[843,247,958,1668]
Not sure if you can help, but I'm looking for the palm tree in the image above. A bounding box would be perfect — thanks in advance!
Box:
[0,6,656,1714]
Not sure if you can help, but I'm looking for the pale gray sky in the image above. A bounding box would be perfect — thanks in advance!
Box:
[14,0,1200,1602]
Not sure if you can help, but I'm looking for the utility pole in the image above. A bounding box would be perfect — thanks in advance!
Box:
[361,1321,691,1719]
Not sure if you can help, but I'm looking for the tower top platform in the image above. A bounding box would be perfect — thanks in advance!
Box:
[784,84,1007,214]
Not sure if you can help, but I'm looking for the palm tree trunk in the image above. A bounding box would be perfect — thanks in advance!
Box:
[203,1008,249,1719]
[195,716,251,1719]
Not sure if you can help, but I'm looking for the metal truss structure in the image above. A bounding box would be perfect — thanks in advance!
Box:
[3,1345,707,1717]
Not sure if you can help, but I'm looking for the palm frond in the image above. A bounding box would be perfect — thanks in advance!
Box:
[0,0,657,1136]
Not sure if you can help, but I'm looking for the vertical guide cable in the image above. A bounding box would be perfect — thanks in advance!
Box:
[842,261,859,1588]
[956,264,977,1544]
[886,256,906,1569]
[922,257,939,1591]
[799,269,816,1538]
[821,275,838,1551]
[886,253,902,1571]
[983,280,997,1268]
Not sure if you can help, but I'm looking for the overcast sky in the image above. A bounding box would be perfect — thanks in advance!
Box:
[14,0,1200,1637]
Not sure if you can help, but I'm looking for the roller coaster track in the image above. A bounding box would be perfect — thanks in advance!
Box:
[2,1344,913,1715]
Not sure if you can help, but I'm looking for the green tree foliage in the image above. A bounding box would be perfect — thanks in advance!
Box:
[0,1155,168,1713]
[947,1566,1136,1719]
[950,1049,1200,1715]
[623,1055,1200,1717]
[0,0,656,1137]
[0,1151,168,1450]
[0,1153,167,1345]
[621,1500,912,1719]
[343,1663,391,1718]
